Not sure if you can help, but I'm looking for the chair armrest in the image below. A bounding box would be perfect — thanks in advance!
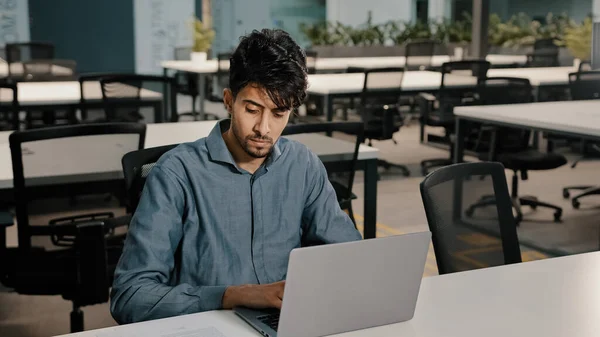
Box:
[0,211,13,228]
[417,93,437,122]
[49,212,115,247]
[74,221,110,305]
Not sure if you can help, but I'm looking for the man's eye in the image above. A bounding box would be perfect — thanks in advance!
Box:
[274,113,285,118]
[246,108,258,113]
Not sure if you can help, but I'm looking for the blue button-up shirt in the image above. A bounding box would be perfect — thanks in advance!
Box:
[110,120,362,324]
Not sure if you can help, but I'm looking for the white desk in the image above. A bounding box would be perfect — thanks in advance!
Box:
[0,120,380,239]
[55,251,600,337]
[0,62,74,78]
[160,55,528,119]
[453,100,600,163]
[307,66,578,121]
[0,81,162,106]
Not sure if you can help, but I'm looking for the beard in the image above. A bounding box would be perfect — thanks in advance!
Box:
[231,117,274,158]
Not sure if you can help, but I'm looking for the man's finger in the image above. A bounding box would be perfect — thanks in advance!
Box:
[272,297,283,309]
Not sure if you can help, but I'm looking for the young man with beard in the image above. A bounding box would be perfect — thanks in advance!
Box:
[110,29,362,324]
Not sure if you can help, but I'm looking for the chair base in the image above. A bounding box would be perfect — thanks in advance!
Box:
[378,159,410,177]
[71,305,84,332]
[466,172,562,224]
[563,185,600,209]
[420,158,453,176]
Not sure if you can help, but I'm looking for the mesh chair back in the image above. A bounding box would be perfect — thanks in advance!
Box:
[578,61,593,72]
[405,40,439,70]
[22,60,53,81]
[6,42,55,79]
[305,50,318,74]
[282,122,364,203]
[122,144,178,213]
[439,60,490,109]
[360,67,404,107]
[569,71,600,100]
[0,81,19,130]
[420,162,522,274]
[100,74,177,123]
[9,123,146,250]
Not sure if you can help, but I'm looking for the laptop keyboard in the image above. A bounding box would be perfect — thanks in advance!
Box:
[257,312,280,331]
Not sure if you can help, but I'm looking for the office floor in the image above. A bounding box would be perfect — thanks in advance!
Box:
[2,101,599,337]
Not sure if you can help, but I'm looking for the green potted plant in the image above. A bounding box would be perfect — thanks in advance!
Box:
[190,16,215,63]
[556,17,592,67]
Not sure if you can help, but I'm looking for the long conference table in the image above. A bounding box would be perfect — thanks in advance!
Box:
[0,120,380,240]
[55,251,600,337]
[161,54,528,119]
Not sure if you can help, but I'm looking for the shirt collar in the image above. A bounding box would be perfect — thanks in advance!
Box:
[206,119,283,172]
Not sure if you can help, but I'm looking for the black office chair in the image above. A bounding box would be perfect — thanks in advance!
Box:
[355,67,410,176]
[0,81,19,130]
[561,71,600,208]
[405,40,442,71]
[5,42,55,81]
[196,52,231,121]
[1,123,145,332]
[526,38,559,67]
[100,74,177,123]
[469,77,567,224]
[172,47,203,121]
[282,122,363,226]
[122,144,178,214]
[420,162,522,274]
[418,60,491,175]
[77,72,132,122]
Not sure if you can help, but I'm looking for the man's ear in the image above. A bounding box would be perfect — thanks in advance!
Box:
[223,89,233,115]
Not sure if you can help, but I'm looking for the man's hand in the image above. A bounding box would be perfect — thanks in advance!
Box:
[222,281,285,310]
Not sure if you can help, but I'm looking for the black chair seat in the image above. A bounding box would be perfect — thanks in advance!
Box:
[494,150,567,171]
[364,120,400,140]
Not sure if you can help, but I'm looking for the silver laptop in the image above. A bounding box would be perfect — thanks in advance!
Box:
[234,231,431,337]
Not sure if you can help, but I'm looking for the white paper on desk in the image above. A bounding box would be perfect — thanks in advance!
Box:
[95,325,227,337]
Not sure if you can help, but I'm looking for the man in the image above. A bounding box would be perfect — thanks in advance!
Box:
[110,29,362,325]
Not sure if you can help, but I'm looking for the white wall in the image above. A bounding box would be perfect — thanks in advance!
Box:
[593,0,600,20]
[0,0,30,47]
[326,0,412,26]
[428,0,450,21]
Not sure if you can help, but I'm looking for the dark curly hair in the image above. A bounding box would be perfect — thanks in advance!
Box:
[229,29,308,111]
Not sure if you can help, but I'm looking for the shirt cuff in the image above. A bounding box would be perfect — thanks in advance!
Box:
[197,285,229,311]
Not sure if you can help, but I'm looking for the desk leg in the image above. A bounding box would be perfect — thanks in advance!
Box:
[323,95,331,121]
[162,68,168,120]
[363,159,378,239]
[198,74,206,120]
[453,117,465,164]
[153,101,163,123]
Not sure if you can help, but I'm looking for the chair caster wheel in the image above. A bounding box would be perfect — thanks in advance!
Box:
[572,200,580,209]
[562,189,570,199]
[553,211,562,222]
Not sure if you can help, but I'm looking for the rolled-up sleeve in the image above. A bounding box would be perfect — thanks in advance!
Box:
[110,166,226,324]
[301,152,363,244]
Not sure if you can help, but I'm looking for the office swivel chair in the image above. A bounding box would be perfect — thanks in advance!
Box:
[418,60,490,175]
[526,38,560,67]
[122,144,179,213]
[0,123,145,332]
[0,81,19,130]
[561,71,600,208]
[356,67,410,176]
[405,40,443,71]
[99,74,178,123]
[282,122,363,226]
[467,77,567,224]
[5,42,55,82]
[173,47,201,121]
[420,162,522,274]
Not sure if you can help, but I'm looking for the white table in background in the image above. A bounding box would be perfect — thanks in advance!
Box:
[0,81,164,122]
[0,61,74,79]
[0,120,380,239]
[453,100,600,163]
[160,55,528,119]
[307,66,577,121]
[56,251,600,337]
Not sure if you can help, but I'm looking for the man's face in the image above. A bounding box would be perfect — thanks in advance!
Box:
[223,84,291,158]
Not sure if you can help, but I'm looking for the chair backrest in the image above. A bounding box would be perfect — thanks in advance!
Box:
[439,60,490,107]
[476,77,534,155]
[122,144,179,213]
[305,50,318,74]
[420,162,522,274]
[9,123,146,250]
[578,60,593,72]
[533,38,559,53]
[405,40,439,70]
[5,42,55,78]
[568,71,600,100]
[0,81,19,130]
[100,74,177,123]
[22,60,54,81]
[281,122,364,202]
[359,67,405,107]
[78,73,133,121]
